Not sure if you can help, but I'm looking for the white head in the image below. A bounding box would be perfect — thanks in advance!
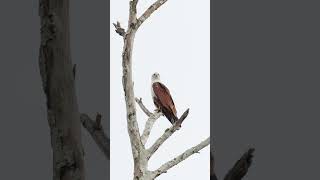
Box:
[151,72,161,83]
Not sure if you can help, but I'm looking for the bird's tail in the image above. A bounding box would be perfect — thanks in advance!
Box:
[172,115,181,128]
[172,115,179,124]
[163,108,179,126]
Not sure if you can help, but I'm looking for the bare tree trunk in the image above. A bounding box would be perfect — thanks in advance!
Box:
[121,24,149,180]
[39,1,85,180]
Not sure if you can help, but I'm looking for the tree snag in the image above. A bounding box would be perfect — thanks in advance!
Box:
[39,1,85,180]
[115,0,210,179]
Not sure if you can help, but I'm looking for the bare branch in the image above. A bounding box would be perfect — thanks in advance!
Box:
[135,97,153,117]
[141,112,162,146]
[224,148,255,180]
[147,109,189,158]
[113,21,126,37]
[39,1,85,179]
[80,113,110,160]
[136,0,168,29]
[151,137,210,178]
[174,108,189,128]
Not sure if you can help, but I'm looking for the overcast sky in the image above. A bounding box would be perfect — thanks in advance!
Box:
[110,0,210,179]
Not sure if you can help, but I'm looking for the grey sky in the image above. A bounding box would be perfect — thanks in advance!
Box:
[110,0,210,179]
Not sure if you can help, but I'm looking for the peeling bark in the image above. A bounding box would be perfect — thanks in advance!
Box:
[39,1,84,180]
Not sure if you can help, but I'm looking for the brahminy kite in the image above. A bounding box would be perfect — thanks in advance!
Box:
[151,72,179,124]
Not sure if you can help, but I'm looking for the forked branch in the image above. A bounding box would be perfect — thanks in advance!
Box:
[80,113,110,159]
[135,97,153,117]
[136,0,168,29]
[141,113,162,146]
[113,21,125,37]
[135,97,162,146]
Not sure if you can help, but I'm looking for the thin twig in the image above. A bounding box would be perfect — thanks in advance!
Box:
[113,21,126,37]
[151,137,210,178]
[135,97,153,117]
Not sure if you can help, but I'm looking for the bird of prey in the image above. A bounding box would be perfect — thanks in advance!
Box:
[151,72,179,125]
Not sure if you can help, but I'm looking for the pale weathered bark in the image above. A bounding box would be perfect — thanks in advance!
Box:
[39,0,85,180]
[115,0,210,179]
[152,137,210,178]
[146,109,189,159]
[136,0,168,29]
[135,98,162,146]
[135,98,153,117]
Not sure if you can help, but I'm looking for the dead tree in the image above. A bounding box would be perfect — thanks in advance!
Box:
[39,1,85,179]
[114,0,210,179]
[39,1,109,180]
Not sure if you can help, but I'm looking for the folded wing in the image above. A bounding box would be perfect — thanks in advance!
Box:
[152,82,178,124]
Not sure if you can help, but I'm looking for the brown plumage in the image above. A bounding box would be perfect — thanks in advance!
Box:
[151,73,178,124]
